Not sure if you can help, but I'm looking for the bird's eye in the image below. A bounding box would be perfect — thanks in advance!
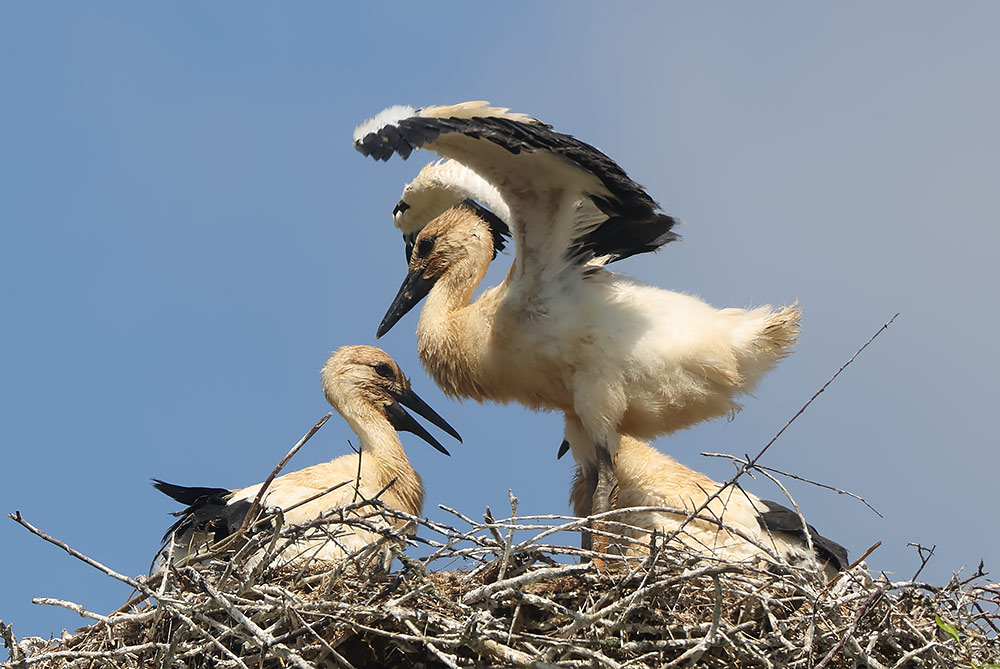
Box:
[416,237,435,258]
[374,362,394,379]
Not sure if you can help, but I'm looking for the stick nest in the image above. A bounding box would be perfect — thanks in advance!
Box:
[3,497,999,669]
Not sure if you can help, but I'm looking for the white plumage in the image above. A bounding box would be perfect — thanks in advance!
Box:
[153,345,460,569]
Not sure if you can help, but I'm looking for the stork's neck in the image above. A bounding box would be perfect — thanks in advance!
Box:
[346,412,415,475]
[343,411,424,515]
[415,247,496,400]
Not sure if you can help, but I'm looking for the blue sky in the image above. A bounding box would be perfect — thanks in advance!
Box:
[2,3,998,648]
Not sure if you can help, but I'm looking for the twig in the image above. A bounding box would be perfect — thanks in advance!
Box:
[32,598,111,624]
[498,490,519,582]
[3,643,172,667]
[350,438,363,504]
[908,542,936,582]
[8,511,143,590]
[482,506,505,545]
[463,563,592,605]
[850,541,882,571]
[755,312,898,466]
[700,453,883,518]
[237,412,332,536]
[1,621,23,665]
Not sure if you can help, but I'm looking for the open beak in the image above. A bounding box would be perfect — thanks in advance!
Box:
[384,385,462,456]
[377,267,437,338]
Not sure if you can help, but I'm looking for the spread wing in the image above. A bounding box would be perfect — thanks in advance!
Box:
[354,102,678,286]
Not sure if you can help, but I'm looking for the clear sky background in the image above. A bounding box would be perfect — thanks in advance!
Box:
[2,3,998,649]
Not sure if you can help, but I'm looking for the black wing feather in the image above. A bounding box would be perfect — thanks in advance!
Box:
[152,479,230,506]
[356,112,679,265]
[152,479,250,545]
[756,499,850,571]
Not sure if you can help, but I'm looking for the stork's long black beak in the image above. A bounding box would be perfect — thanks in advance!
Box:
[377,267,437,338]
[384,385,462,456]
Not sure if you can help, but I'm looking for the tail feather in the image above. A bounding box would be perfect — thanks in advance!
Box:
[726,303,801,393]
[152,479,247,545]
[759,303,802,354]
[152,479,231,506]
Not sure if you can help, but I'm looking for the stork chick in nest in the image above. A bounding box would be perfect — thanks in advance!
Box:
[564,431,848,580]
[153,345,460,568]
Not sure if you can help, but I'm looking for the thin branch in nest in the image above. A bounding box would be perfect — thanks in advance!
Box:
[7,511,142,591]
[1,622,22,665]
[757,312,899,466]
[498,490,520,582]
[700,452,882,518]
[238,412,332,536]
[908,542,936,582]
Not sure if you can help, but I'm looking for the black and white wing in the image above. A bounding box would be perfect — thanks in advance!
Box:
[354,101,678,282]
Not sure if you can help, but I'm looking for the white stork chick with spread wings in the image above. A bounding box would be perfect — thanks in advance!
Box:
[565,431,848,581]
[355,102,801,553]
[153,345,460,568]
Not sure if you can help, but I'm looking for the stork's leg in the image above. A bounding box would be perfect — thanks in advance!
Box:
[562,415,619,564]
[580,464,596,552]
[590,443,619,565]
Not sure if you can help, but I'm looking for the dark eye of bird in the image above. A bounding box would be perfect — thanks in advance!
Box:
[374,362,394,379]
[416,237,435,258]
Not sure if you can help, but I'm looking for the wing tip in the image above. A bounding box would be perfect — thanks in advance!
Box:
[352,104,417,145]
[353,101,546,160]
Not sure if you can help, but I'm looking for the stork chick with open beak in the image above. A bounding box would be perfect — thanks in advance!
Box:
[153,345,461,569]
[356,103,800,557]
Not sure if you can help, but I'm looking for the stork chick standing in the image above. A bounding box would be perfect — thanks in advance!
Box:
[355,102,801,553]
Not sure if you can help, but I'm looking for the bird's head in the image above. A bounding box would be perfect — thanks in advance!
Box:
[321,345,461,455]
[393,159,510,262]
[377,203,510,338]
[394,171,465,262]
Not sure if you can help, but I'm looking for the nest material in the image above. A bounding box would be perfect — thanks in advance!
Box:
[3,496,999,669]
